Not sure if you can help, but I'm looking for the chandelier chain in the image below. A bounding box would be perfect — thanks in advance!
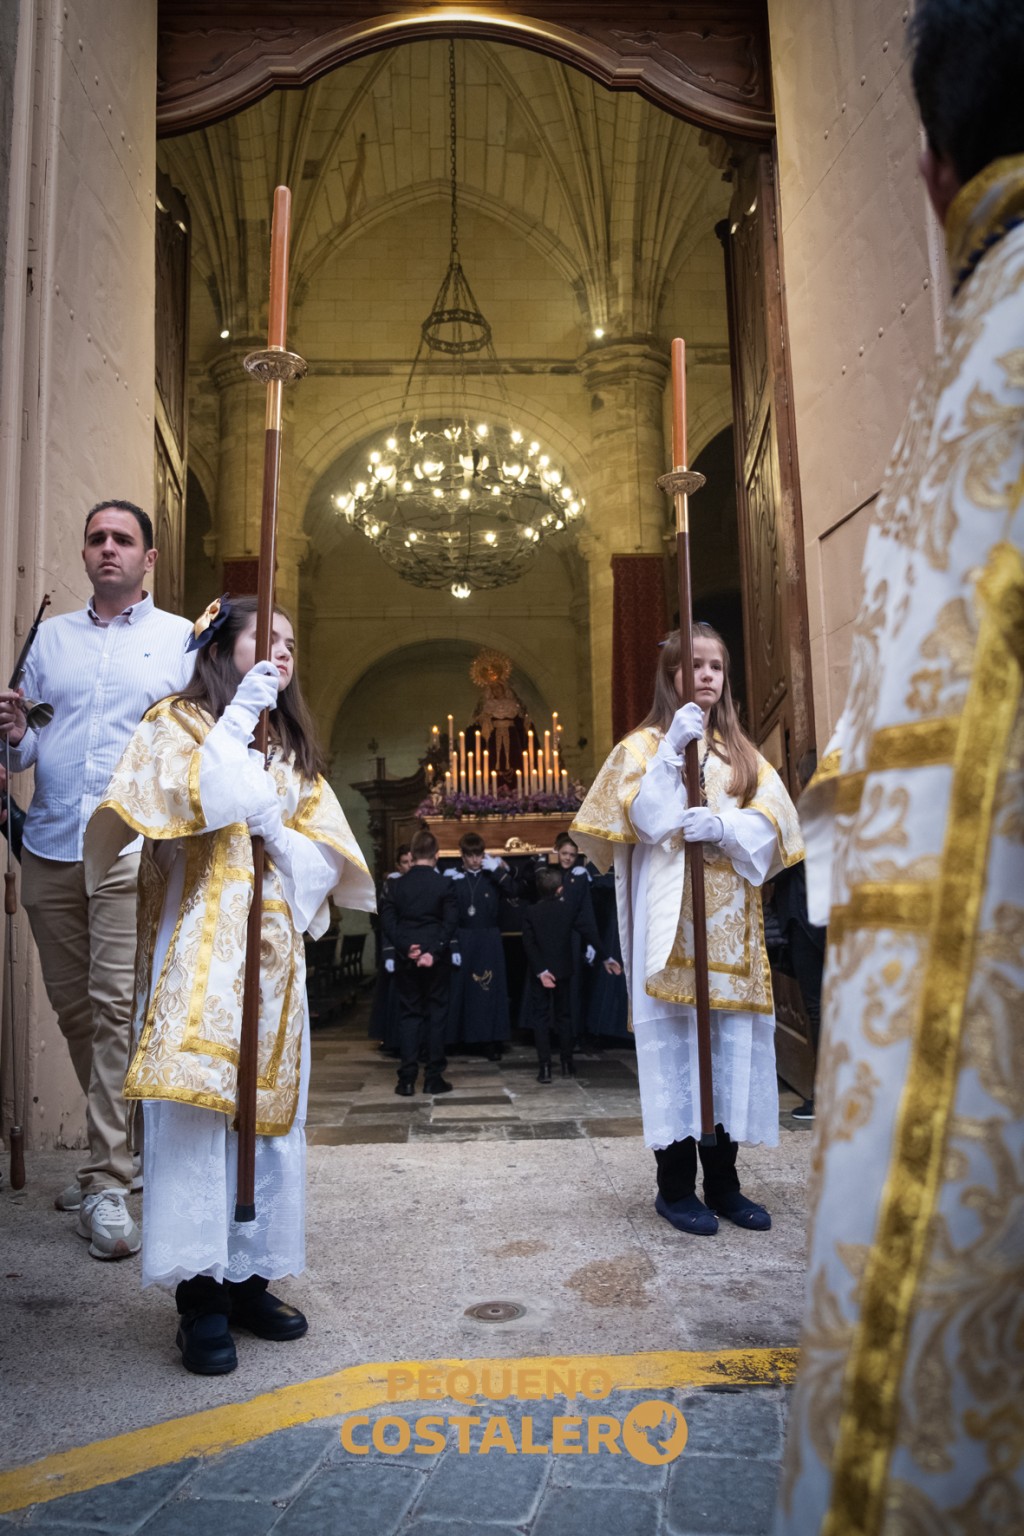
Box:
[332,36,586,597]
[448,40,459,263]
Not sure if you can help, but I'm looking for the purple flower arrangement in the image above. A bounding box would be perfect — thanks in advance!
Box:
[416,790,582,819]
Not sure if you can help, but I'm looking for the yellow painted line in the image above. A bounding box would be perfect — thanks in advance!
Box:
[0,1347,799,1514]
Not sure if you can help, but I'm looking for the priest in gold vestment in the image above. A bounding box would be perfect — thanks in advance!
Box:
[777,4,1024,1528]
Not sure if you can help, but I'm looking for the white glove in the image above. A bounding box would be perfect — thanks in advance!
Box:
[451,951,462,968]
[224,661,280,735]
[666,701,704,753]
[384,958,395,974]
[680,808,724,844]
[482,854,501,871]
[246,796,286,854]
[584,944,596,965]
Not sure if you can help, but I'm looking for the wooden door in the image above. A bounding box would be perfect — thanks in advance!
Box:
[153,170,190,615]
[720,146,817,1098]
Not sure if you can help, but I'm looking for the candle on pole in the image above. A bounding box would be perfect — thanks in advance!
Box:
[516,768,523,797]
[660,335,715,1145]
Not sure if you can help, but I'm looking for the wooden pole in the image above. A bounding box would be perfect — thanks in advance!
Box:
[661,338,716,1145]
[235,187,307,1221]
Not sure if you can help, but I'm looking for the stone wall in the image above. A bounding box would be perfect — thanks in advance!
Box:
[767,0,946,742]
[0,0,158,1149]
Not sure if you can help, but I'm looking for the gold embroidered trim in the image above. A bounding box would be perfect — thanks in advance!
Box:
[571,820,636,846]
[91,797,204,842]
[830,717,960,821]
[828,881,937,944]
[642,979,776,1017]
[824,542,1024,1536]
[125,840,200,1097]
[187,751,206,828]
[184,832,234,1052]
[812,749,842,785]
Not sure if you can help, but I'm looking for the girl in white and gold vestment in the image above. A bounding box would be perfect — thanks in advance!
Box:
[86,596,374,1374]
[572,625,803,1236]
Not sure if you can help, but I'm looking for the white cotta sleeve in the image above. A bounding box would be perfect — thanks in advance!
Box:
[629,740,690,844]
[716,809,781,888]
[197,714,262,829]
[270,832,346,937]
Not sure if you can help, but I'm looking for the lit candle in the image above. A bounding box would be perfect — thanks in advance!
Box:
[516,769,523,797]
[561,768,568,792]
[475,732,483,782]
[431,724,439,745]
[483,748,489,791]
[447,713,454,748]
[459,730,466,791]
[528,729,535,779]
[445,770,452,793]
[491,770,497,794]
[544,730,551,791]
[426,763,434,784]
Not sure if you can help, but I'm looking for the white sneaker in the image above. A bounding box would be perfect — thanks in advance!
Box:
[76,1191,141,1260]
[57,1168,141,1208]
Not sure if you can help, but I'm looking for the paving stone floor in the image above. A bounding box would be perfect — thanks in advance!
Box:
[305,1001,807,1145]
[1,1388,789,1536]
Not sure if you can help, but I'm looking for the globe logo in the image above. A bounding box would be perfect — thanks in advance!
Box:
[621,1400,689,1464]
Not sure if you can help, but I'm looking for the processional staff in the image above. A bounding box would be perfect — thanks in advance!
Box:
[657,339,715,1146]
[235,187,307,1222]
[3,593,53,1188]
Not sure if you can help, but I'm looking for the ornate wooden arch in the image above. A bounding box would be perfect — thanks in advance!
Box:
[157,2,773,139]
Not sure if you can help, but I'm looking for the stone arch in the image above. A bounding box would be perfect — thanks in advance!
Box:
[314,615,568,753]
[158,12,774,142]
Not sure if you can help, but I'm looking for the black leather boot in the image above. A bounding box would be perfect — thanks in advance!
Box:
[537,1061,552,1084]
[226,1275,308,1341]
[561,1056,576,1078]
[175,1277,236,1375]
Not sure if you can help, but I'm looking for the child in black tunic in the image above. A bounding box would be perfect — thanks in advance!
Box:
[521,867,620,1081]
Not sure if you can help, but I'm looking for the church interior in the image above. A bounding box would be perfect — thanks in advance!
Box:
[159,36,746,890]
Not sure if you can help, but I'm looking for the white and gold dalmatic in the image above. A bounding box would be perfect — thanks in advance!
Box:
[86,698,375,1288]
[777,159,1024,1536]
[573,728,802,1149]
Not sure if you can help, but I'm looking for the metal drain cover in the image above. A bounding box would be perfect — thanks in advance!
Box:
[464,1300,526,1323]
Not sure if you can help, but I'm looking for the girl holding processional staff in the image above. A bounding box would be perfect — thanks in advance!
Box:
[572,624,803,1233]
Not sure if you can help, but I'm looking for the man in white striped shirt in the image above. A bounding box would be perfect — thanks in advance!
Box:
[0,501,192,1259]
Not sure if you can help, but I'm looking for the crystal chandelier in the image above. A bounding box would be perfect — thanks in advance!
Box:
[333,42,584,599]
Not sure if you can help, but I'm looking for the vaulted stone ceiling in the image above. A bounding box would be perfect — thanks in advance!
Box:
[160,36,733,365]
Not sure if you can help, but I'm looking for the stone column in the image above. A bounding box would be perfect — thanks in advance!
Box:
[579,341,670,757]
[209,347,308,621]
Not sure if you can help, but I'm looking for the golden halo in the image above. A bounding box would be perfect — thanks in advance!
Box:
[469,648,513,690]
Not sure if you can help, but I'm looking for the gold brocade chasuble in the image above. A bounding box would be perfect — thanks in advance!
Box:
[777,159,1024,1536]
[87,701,375,1136]
[572,728,803,1016]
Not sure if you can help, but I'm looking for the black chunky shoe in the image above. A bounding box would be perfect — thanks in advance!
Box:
[176,1311,237,1375]
[537,1062,552,1084]
[395,1080,415,1096]
[423,1077,453,1094]
[560,1057,576,1078]
[229,1288,308,1341]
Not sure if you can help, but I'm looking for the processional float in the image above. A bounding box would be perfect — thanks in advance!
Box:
[235,187,307,1221]
[658,339,715,1147]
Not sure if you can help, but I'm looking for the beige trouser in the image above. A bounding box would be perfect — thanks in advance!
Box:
[21,848,139,1195]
